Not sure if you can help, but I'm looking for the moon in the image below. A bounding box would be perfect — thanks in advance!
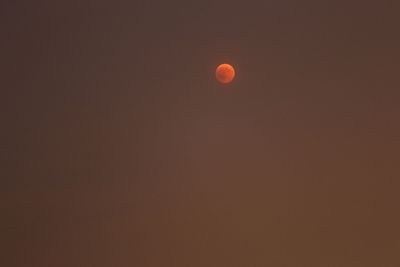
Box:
[216,63,235,84]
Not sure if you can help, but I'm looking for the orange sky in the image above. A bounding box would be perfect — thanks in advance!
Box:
[2,1,400,266]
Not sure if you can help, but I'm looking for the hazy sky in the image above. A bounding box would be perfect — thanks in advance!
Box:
[2,1,400,266]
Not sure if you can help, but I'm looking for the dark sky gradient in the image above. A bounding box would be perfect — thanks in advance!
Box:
[2,1,400,266]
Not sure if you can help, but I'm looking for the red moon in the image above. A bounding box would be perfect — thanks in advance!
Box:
[216,63,235,84]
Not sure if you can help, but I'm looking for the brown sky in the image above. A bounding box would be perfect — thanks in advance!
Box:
[2,0,400,266]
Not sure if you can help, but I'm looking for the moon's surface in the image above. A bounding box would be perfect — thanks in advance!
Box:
[216,63,235,84]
